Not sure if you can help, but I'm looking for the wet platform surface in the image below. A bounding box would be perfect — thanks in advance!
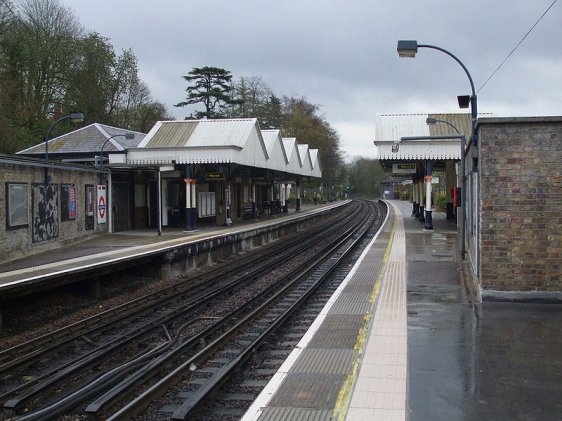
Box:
[401,199,562,421]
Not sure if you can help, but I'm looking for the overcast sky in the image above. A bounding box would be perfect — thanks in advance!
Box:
[59,0,562,160]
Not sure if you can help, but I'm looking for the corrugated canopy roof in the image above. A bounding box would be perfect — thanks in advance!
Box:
[125,119,321,179]
[374,113,473,160]
[139,119,258,149]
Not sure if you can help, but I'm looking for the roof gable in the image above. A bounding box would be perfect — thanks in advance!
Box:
[128,118,270,165]
[261,129,289,170]
[309,149,322,177]
[297,144,313,175]
[282,137,302,173]
[139,118,260,150]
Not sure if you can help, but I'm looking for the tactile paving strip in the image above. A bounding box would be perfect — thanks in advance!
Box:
[267,373,347,407]
[289,348,357,374]
[258,407,332,421]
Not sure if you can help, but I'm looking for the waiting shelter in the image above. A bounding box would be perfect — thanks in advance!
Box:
[374,113,469,230]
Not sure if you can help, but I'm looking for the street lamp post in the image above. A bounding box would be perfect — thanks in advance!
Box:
[397,40,478,171]
[44,112,84,185]
[426,117,467,259]
[98,133,135,183]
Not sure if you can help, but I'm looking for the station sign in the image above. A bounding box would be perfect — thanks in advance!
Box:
[204,172,224,181]
[392,163,416,174]
[97,185,107,224]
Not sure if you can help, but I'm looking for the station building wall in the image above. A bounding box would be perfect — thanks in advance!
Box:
[478,117,562,295]
[0,158,107,264]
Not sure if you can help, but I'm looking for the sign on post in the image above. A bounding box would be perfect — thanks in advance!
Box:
[392,163,416,174]
[97,185,107,224]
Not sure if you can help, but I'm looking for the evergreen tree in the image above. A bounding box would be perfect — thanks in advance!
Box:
[175,66,239,119]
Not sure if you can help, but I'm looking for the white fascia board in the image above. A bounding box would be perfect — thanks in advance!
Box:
[376,140,461,160]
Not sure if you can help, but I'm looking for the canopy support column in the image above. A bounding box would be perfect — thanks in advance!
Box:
[424,160,433,230]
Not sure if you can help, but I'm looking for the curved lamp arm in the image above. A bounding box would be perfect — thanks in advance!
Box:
[99,133,135,183]
[44,112,84,184]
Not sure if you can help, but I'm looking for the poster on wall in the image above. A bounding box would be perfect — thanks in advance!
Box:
[6,182,29,228]
[61,184,77,221]
[32,183,59,243]
[97,185,107,224]
[85,185,95,230]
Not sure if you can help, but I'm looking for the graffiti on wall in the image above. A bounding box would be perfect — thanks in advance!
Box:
[32,183,59,242]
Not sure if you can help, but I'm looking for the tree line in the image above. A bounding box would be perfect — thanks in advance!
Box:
[0,0,170,154]
[1,0,383,193]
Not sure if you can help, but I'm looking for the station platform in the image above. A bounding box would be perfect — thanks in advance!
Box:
[243,200,562,420]
[0,201,347,297]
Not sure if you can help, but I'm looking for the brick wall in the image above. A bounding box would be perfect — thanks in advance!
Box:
[0,157,107,264]
[479,117,562,292]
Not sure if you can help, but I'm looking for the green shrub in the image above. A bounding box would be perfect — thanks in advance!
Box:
[435,192,447,209]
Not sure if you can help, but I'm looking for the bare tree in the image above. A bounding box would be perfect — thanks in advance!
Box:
[16,0,82,122]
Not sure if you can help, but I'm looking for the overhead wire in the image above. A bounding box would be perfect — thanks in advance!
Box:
[477,0,558,93]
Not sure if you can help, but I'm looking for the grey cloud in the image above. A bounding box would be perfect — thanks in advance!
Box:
[62,0,562,159]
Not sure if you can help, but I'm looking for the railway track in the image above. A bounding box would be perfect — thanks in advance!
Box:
[0,199,385,420]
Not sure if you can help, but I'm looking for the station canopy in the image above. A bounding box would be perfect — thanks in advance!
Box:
[118,118,321,178]
[374,113,470,171]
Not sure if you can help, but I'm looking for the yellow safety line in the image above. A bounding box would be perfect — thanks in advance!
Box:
[332,213,397,421]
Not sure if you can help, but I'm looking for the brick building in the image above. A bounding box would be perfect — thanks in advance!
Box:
[477,117,562,299]
[1,156,105,263]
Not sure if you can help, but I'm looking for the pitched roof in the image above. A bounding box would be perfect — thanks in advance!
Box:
[309,149,322,177]
[374,113,472,160]
[126,119,321,179]
[261,129,289,170]
[139,119,260,149]
[17,123,145,155]
[128,119,270,166]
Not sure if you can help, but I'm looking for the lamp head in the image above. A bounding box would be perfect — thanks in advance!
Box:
[124,132,135,140]
[69,112,84,123]
[397,40,418,58]
[426,117,437,125]
[457,95,470,109]
[392,142,400,153]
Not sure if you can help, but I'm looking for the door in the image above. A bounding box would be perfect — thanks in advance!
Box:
[112,181,131,232]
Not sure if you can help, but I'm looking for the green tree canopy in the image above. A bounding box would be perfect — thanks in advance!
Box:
[280,96,345,183]
[0,0,169,154]
[346,157,386,197]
